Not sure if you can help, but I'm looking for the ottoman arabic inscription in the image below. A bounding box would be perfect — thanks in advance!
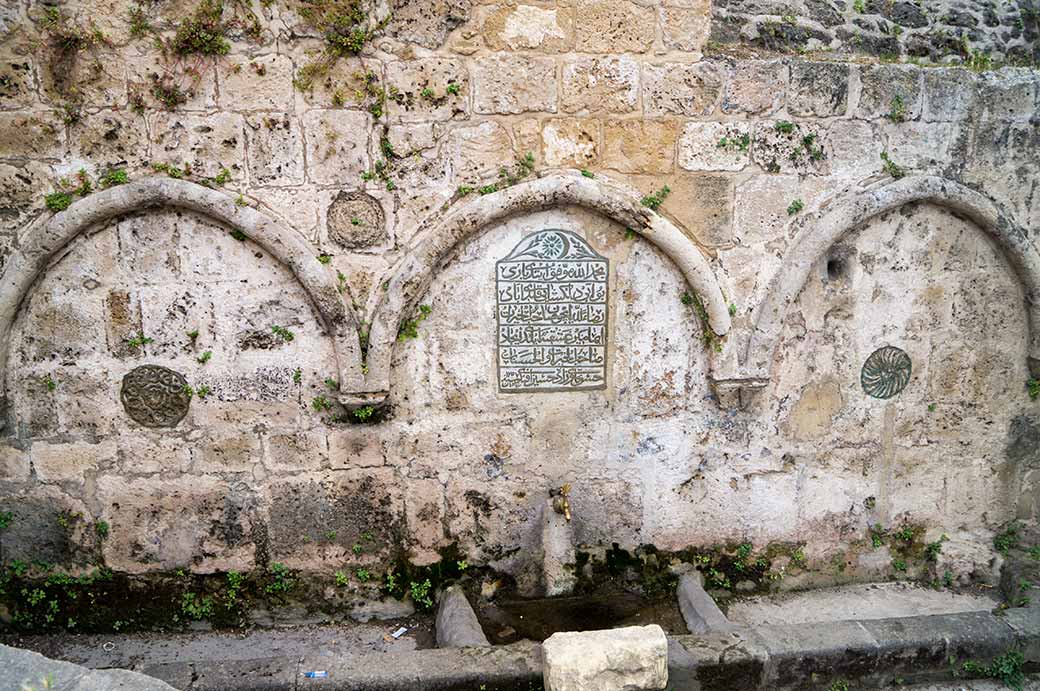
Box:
[496,229,608,393]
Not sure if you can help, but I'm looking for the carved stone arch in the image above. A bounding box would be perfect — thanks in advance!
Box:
[0,177,364,422]
[352,170,732,404]
[727,175,1040,400]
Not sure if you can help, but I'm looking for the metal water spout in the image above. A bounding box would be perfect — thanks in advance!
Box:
[543,483,577,597]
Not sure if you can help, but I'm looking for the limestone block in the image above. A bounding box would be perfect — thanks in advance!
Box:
[0,443,29,482]
[39,46,125,109]
[0,486,95,568]
[31,439,115,483]
[264,469,403,568]
[880,121,961,171]
[436,585,490,647]
[677,571,731,633]
[195,433,262,473]
[752,121,829,175]
[660,2,712,54]
[541,118,599,167]
[472,55,557,114]
[645,173,733,247]
[720,59,785,115]
[0,111,65,159]
[977,69,1038,121]
[386,58,469,123]
[642,62,722,117]
[259,186,320,238]
[678,122,751,172]
[264,431,328,472]
[575,0,655,53]
[450,120,515,183]
[246,113,305,187]
[384,0,472,49]
[69,110,150,172]
[150,111,246,179]
[602,120,677,174]
[922,68,978,122]
[292,48,367,109]
[825,119,883,177]
[126,47,217,111]
[856,64,922,121]
[0,161,52,233]
[302,109,371,186]
[116,435,192,475]
[406,478,447,563]
[0,58,36,110]
[788,61,849,117]
[98,474,256,573]
[543,625,668,691]
[561,56,639,114]
[483,4,575,52]
[219,53,294,111]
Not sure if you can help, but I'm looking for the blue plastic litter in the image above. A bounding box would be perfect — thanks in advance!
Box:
[303,671,328,678]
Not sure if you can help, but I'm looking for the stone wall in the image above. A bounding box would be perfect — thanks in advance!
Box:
[0,0,1038,619]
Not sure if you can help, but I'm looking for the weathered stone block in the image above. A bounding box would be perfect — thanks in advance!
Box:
[0,443,29,482]
[541,118,599,167]
[677,571,731,633]
[386,58,469,123]
[543,625,668,691]
[0,487,95,568]
[720,59,785,115]
[483,4,575,52]
[752,121,829,175]
[384,0,472,49]
[406,477,446,564]
[602,120,677,174]
[0,111,65,159]
[31,439,115,482]
[69,110,150,172]
[977,69,1038,121]
[150,111,246,179]
[450,120,515,183]
[264,431,328,471]
[825,119,883,177]
[660,2,712,54]
[195,433,262,473]
[116,435,192,475]
[328,428,385,468]
[246,113,305,187]
[39,47,124,109]
[264,469,403,568]
[302,109,371,186]
[561,56,639,114]
[856,64,922,121]
[219,54,294,111]
[788,61,849,117]
[126,48,217,111]
[643,62,722,117]
[678,122,751,172]
[648,173,734,248]
[880,121,962,170]
[472,55,556,114]
[0,161,52,233]
[575,0,655,53]
[98,474,256,573]
[0,58,35,110]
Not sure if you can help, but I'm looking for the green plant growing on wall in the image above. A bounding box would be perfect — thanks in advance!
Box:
[125,333,154,350]
[409,579,434,610]
[355,568,370,582]
[774,120,795,134]
[925,535,947,561]
[397,304,432,340]
[892,558,907,572]
[293,1,389,95]
[1028,378,1039,400]
[265,562,296,594]
[351,405,375,423]
[580,169,595,178]
[717,133,751,151]
[787,199,804,215]
[888,94,908,122]
[271,325,295,342]
[994,524,1020,555]
[312,395,333,411]
[38,7,111,103]
[42,374,57,392]
[870,523,886,548]
[94,521,109,539]
[640,185,671,210]
[335,570,349,586]
[197,350,212,364]
[680,291,723,353]
[0,510,12,530]
[44,192,72,212]
[853,0,865,12]
[181,592,213,620]
[100,168,129,187]
[293,367,302,384]
[880,151,906,179]
[318,253,333,264]
[961,650,1025,690]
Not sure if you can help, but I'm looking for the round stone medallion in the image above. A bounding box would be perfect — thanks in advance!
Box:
[861,346,912,399]
[120,365,191,428]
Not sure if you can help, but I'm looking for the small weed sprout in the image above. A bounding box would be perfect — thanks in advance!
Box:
[892,558,908,572]
[271,325,295,342]
[352,405,375,422]
[355,568,370,582]
[265,562,295,594]
[45,192,72,212]
[95,520,109,539]
[335,570,349,587]
[197,350,212,364]
[880,151,905,179]
[640,185,671,210]
[580,169,595,178]
[1028,378,1039,400]
[398,304,432,340]
[318,253,332,264]
[100,168,129,187]
[410,579,434,610]
[870,523,886,549]
[293,367,302,384]
[42,374,57,392]
[0,510,13,530]
[994,524,1020,555]
[680,291,723,353]
[961,649,1025,690]
[774,120,795,134]
[888,94,907,122]
[787,199,805,215]
[181,592,214,620]
[125,332,154,350]
[312,395,333,412]
[446,82,461,95]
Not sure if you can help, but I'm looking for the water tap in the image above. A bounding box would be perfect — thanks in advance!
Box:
[550,483,572,522]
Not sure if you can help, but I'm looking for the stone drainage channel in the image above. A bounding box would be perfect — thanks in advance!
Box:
[4,572,1038,691]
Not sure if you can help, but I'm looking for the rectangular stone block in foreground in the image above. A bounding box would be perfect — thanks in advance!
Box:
[543,624,668,691]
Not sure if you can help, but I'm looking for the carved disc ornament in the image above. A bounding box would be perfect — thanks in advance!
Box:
[120,365,191,427]
[860,346,912,399]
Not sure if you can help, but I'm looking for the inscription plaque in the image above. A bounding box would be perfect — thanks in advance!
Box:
[496,229,608,393]
[121,364,191,428]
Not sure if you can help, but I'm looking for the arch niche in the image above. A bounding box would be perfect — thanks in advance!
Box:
[354,171,733,404]
[725,176,1040,402]
[0,178,365,422]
